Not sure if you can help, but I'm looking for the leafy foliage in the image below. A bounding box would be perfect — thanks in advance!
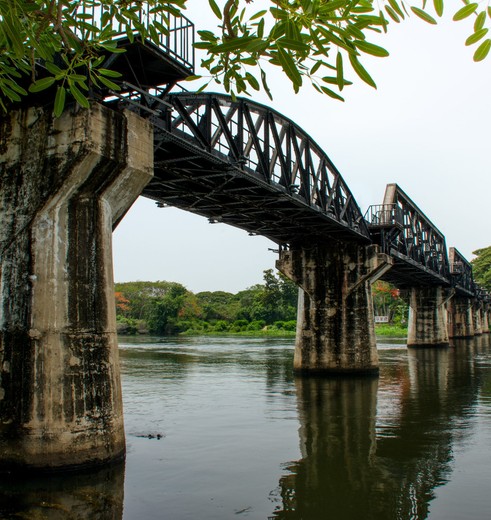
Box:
[191,0,491,101]
[1,1,489,114]
[471,246,491,291]
[0,0,185,114]
[372,280,408,325]
[114,269,298,335]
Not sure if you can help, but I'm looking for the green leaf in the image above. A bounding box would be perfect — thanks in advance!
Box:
[2,85,21,102]
[466,29,488,46]
[194,42,214,50]
[473,39,491,61]
[53,86,66,118]
[354,40,390,57]
[320,86,345,102]
[7,81,27,96]
[322,76,351,86]
[411,7,437,24]
[433,0,444,17]
[475,12,486,31]
[29,77,55,93]
[45,62,64,76]
[317,26,357,54]
[208,0,222,20]
[277,37,310,53]
[276,46,303,87]
[70,82,90,109]
[310,61,322,75]
[245,73,260,91]
[245,39,269,53]
[260,68,273,101]
[99,43,126,54]
[211,36,258,53]
[349,54,377,88]
[250,10,267,21]
[388,0,405,19]
[318,0,348,14]
[453,3,478,21]
[385,5,401,22]
[336,51,344,90]
[98,68,122,78]
[98,75,121,90]
[183,75,203,81]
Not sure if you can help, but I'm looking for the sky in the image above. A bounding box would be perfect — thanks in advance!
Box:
[112,1,491,294]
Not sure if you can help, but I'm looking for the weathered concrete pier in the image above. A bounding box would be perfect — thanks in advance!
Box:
[277,243,391,375]
[406,287,450,348]
[0,104,152,470]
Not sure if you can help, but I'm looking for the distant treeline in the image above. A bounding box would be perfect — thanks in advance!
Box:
[115,269,298,335]
[115,270,408,336]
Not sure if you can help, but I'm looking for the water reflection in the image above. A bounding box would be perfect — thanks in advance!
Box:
[272,340,488,520]
[0,336,489,519]
[273,376,381,519]
[0,462,124,519]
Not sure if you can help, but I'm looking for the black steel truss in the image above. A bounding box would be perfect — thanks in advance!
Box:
[365,184,450,286]
[449,247,474,297]
[112,90,370,244]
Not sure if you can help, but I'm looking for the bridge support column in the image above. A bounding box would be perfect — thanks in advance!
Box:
[277,243,390,375]
[447,297,475,338]
[483,305,490,333]
[0,104,153,471]
[473,304,483,335]
[407,287,450,348]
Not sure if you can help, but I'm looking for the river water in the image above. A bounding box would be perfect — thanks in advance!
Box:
[1,334,491,519]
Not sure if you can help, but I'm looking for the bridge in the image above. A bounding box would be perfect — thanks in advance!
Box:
[0,7,489,472]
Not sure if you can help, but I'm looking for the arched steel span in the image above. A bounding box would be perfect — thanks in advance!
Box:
[118,90,370,244]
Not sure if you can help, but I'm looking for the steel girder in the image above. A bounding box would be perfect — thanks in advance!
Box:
[113,90,370,244]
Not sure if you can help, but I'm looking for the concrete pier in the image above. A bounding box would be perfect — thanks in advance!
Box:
[0,104,153,471]
[472,303,483,336]
[447,297,474,338]
[407,287,450,348]
[482,305,490,333]
[277,242,391,375]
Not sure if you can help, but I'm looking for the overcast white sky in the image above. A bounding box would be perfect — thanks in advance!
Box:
[113,1,491,293]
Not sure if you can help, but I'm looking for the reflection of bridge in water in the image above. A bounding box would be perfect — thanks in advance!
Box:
[0,6,490,471]
[272,337,490,519]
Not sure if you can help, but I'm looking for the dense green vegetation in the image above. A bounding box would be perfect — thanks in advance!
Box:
[115,269,298,336]
[472,246,491,291]
[371,281,408,327]
[115,271,408,337]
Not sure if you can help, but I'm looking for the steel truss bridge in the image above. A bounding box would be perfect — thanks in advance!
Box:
[108,86,488,302]
[88,7,487,303]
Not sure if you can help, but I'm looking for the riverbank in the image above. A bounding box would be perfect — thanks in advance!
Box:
[118,323,408,339]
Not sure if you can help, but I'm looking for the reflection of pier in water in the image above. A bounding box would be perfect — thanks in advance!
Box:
[271,338,488,520]
[0,462,124,519]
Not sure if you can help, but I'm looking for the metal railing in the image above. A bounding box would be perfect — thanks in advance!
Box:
[364,204,403,228]
[74,3,194,71]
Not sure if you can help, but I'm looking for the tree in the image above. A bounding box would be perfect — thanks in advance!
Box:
[1,1,489,113]
[0,0,186,114]
[372,280,408,325]
[471,246,491,291]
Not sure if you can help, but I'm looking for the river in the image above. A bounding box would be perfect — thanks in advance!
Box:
[1,334,491,519]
